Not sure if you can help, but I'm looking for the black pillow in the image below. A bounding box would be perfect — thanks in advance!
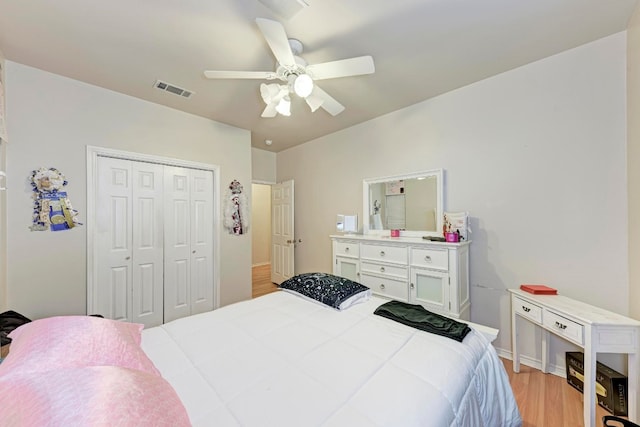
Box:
[279,272,370,310]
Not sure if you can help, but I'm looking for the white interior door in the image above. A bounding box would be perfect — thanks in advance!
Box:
[164,166,192,323]
[96,157,165,327]
[271,179,294,284]
[89,147,219,326]
[164,167,214,322]
[96,157,133,321]
[131,162,164,327]
[189,169,214,315]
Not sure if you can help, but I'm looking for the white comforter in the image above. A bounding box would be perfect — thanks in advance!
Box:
[141,292,521,427]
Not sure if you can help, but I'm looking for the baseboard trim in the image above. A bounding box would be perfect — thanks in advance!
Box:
[495,347,566,378]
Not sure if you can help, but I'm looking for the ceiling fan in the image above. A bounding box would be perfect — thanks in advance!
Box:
[203,18,375,118]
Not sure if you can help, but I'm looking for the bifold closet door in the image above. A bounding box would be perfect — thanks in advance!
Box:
[96,157,164,327]
[164,166,214,323]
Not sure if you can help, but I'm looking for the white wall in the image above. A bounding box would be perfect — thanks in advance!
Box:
[251,183,271,266]
[4,61,253,319]
[251,147,276,184]
[278,32,628,370]
[628,3,640,322]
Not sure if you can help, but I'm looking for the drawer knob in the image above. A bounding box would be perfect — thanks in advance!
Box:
[380,267,385,273]
[425,255,432,262]
[522,306,530,313]
[380,251,386,257]
[555,321,567,330]
[380,284,386,290]
[345,247,349,252]
[410,283,415,289]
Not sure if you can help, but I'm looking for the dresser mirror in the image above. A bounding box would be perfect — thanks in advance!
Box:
[363,169,443,237]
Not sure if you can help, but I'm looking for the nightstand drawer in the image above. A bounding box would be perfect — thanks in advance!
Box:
[514,297,542,324]
[361,244,407,264]
[334,241,359,257]
[361,261,407,279]
[543,311,584,345]
[360,274,408,301]
[410,248,448,270]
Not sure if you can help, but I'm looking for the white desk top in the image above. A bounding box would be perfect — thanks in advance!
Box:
[509,289,640,327]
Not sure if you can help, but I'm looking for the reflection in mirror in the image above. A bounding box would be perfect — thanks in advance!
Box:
[363,169,443,237]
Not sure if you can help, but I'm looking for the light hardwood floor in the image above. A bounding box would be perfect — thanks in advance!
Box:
[251,264,621,427]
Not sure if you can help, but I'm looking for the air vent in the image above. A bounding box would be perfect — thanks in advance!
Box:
[153,80,193,99]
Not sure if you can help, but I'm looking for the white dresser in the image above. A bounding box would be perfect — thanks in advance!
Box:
[331,235,471,319]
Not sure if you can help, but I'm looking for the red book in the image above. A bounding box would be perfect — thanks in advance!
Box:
[520,284,557,295]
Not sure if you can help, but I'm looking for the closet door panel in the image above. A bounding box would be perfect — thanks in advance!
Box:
[110,267,129,320]
[164,167,192,322]
[131,162,164,327]
[97,157,133,321]
[190,170,214,314]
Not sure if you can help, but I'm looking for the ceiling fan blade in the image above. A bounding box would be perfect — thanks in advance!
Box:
[306,56,375,80]
[255,18,296,67]
[204,70,276,80]
[261,104,278,118]
[312,86,345,116]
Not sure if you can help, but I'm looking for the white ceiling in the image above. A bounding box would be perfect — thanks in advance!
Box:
[0,0,637,152]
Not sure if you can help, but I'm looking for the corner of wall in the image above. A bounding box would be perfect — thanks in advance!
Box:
[628,5,640,321]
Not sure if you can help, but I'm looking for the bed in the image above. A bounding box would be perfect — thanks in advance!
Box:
[0,276,521,427]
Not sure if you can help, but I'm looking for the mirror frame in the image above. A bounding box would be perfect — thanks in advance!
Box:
[362,169,444,237]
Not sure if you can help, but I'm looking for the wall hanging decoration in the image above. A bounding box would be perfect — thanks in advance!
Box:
[223,179,249,235]
[29,167,81,232]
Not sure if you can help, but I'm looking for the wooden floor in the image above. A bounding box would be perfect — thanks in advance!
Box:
[251,264,278,298]
[251,264,620,427]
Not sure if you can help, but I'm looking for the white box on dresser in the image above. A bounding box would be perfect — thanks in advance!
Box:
[331,234,471,320]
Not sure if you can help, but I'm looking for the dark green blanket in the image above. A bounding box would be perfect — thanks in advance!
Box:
[373,300,472,342]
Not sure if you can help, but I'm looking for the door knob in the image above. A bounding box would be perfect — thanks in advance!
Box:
[125,256,131,260]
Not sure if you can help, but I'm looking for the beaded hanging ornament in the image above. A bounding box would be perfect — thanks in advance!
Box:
[29,167,81,231]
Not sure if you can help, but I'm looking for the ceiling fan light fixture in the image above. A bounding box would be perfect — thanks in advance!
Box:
[293,74,314,98]
[305,93,324,112]
[260,83,282,104]
[276,96,291,116]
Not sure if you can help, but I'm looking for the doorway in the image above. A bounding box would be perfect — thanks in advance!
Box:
[251,180,295,292]
[251,183,275,297]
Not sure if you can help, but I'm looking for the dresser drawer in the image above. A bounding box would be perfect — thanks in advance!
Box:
[410,248,448,270]
[543,310,584,345]
[334,241,359,257]
[361,244,407,264]
[360,274,408,301]
[361,261,408,279]
[514,296,542,324]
